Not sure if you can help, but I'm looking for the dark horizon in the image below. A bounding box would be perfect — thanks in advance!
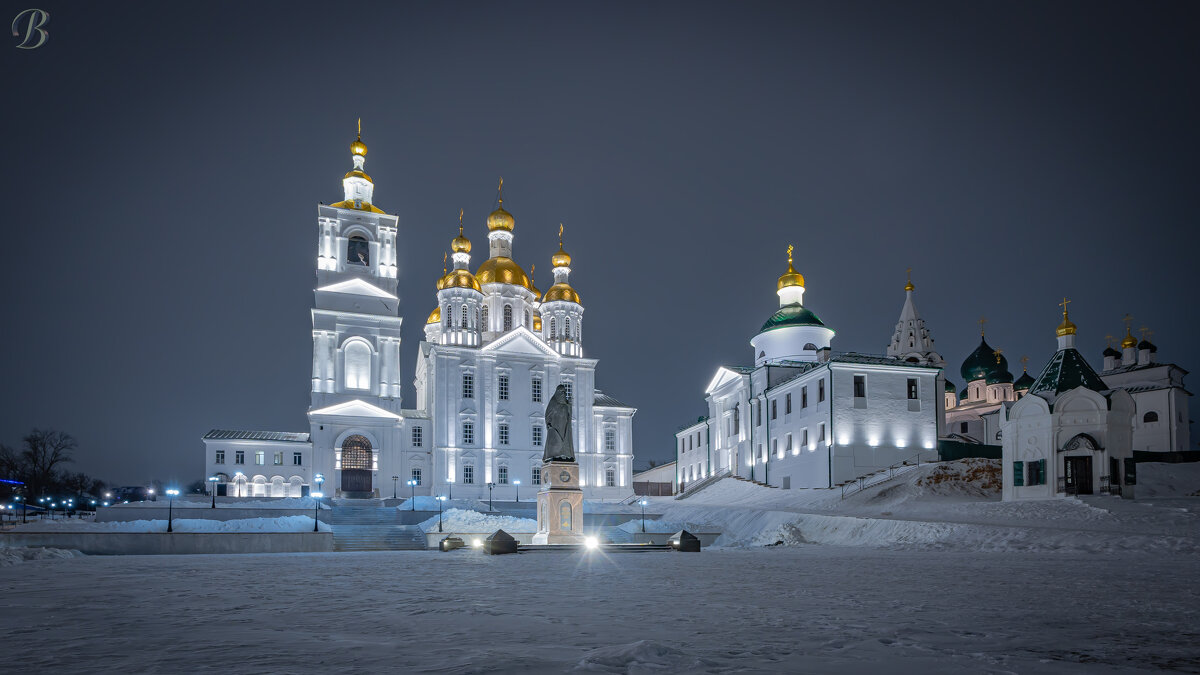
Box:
[2,1,1198,486]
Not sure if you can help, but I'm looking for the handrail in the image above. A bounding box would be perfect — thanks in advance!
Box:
[840,452,929,499]
[675,468,731,500]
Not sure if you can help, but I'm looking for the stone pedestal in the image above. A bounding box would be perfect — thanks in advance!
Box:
[532,460,583,545]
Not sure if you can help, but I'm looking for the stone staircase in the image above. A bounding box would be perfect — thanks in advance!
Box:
[331,500,427,551]
[731,475,777,489]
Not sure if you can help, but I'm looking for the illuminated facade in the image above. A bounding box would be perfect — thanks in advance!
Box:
[204,130,635,500]
[675,250,941,491]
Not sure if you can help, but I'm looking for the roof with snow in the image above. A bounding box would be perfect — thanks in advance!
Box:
[1027,348,1108,400]
[203,430,310,443]
[593,390,633,408]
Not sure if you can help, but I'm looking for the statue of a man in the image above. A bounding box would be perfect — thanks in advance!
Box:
[543,384,574,462]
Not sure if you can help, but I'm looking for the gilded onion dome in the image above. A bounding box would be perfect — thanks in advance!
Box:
[778,245,805,291]
[426,306,441,325]
[476,257,532,289]
[487,186,515,233]
[543,283,581,304]
[1055,300,1077,337]
[551,243,571,268]
[350,119,367,157]
[543,224,580,303]
[443,269,481,291]
[1121,329,1137,349]
[443,217,481,292]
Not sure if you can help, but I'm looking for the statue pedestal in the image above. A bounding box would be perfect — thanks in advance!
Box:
[532,460,583,545]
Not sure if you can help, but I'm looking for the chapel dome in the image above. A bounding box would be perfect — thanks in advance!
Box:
[476,256,532,290]
[1138,339,1157,353]
[1102,346,1120,357]
[426,306,441,325]
[442,269,481,292]
[487,205,515,232]
[944,378,957,392]
[759,303,826,334]
[1014,371,1036,391]
[960,337,999,382]
[543,283,581,304]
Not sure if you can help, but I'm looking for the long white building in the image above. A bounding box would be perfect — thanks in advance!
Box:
[203,130,635,501]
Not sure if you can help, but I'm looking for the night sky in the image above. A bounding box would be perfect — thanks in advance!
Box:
[3,1,1198,487]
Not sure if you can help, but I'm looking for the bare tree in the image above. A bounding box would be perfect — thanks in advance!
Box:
[21,429,76,496]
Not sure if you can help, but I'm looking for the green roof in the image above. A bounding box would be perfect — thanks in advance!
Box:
[1013,372,1036,390]
[960,337,998,382]
[1027,348,1108,399]
[759,303,828,333]
[944,378,957,392]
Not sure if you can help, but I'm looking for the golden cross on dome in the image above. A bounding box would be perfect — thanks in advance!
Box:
[1139,326,1152,340]
[993,348,1004,364]
[357,118,362,140]
[497,177,504,205]
[978,316,988,336]
[442,252,447,275]
[787,244,794,264]
[458,208,464,235]
[1105,334,1115,347]
[1145,328,1155,340]
[1020,355,1030,372]
[1122,313,1134,331]
[559,222,564,245]
[1059,296,1071,316]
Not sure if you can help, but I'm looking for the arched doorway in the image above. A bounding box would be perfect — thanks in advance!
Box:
[341,435,373,497]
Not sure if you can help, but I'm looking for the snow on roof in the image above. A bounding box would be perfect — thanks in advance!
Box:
[203,430,310,443]
[593,389,633,408]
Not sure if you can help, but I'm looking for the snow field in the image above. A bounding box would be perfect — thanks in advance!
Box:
[418,508,537,533]
[10,515,330,533]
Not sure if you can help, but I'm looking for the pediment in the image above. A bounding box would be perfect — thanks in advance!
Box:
[316,278,397,300]
[705,367,747,394]
[481,327,560,358]
[309,399,401,420]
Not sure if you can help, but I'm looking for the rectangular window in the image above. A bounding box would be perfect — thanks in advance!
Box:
[462,422,474,445]
[463,465,474,484]
[293,452,302,466]
[785,393,792,415]
[411,468,422,486]
[498,375,509,400]
[411,426,423,447]
[462,373,474,399]
[606,468,616,487]
[605,429,616,452]
[773,438,779,459]
[853,375,866,398]
[499,423,509,445]
[786,433,793,455]
[771,399,777,420]
[255,451,265,466]
[532,377,542,403]
[215,450,225,464]
[733,405,740,434]
[819,423,826,442]
[1013,460,1025,487]
[907,378,919,400]
[756,401,762,426]
[498,465,509,484]
[802,386,808,409]
[273,451,283,466]
[818,379,826,402]
[532,466,541,485]
[235,450,245,465]
[533,425,543,447]
[802,428,809,448]
[960,421,969,434]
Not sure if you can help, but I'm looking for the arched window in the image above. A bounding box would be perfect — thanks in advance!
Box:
[503,305,513,331]
[347,235,369,266]
[341,435,372,469]
[1143,411,1159,423]
[481,305,488,330]
[444,304,452,328]
[803,343,817,350]
[344,340,371,390]
[565,316,572,339]
[461,304,469,329]
[549,317,556,338]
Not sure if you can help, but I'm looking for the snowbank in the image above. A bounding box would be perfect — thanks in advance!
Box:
[417,508,537,533]
[399,496,493,512]
[0,546,84,566]
[616,518,710,534]
[1137,462,1200,498]
[12,515,330,533]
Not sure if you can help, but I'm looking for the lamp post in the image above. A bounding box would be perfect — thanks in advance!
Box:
[487,482,495,511]
[312,492,323,531]
[392,475,399,500]
[513,479,520,503]
[166,489,179,533]
[407,479,416,510]
[446,477,453,501]
[209,476,219,508]
[437,495,446,532]
[314,473,324,499]
[15,496,24,524]
[640,499,648,532]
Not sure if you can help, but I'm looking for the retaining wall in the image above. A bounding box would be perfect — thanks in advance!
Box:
[96,507,331,523]
[0,532,333,555]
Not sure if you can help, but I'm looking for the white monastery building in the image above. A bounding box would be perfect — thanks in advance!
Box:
[675,250,941,491]
[203,129,636,500]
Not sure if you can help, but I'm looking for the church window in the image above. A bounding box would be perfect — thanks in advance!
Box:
[273,452,283,466]
[498,465,509,484]
[235,450,244,465]
[461,304,469,329]
[819,423,826,442]
[605,429,616,452]
[499,375,509,400]
[255,451,265,466]
[481,306,489,330]
[345,340,372,390]
[532,466,541,485]
[733,404,740,434]
[462,373,474,399]
[503,305,513,331]
[1012,461,1024,487]
[802,428,809,449]
[532,377,542,403]
[525,309,531,329]
[444,304,452,328]
[499,423,510,445]
[785,393,792,414]
[786,433,793,456]
[533,425,543,447]
[853,375,866,398]
[802,386,808,409]
[215,450,225,464]
[462,422,474,445]
[411,468,422,486]
[1143,411,1159,423]
[818,379,825,402]
[563,381,572,403]
[549,317,556,338]
[803,343,817,351]
[605,468,616,487]
[771,399,777,420]
[463,464,475,484]
[411,426,423,447]
[907,378,919,400]
[960,422,969,434]
[756,402,762,426]
[772,439,778,459]
[565,316,572,339]
[347,235,369,266]
[293,452,302,466]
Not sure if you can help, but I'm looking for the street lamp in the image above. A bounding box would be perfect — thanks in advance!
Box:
[314,473,324,499]
[165,489,179,532]
[640,499,648,532]
[15,496,24,524]
[487,482,495,512]
[311,492,323,531]
[514,479,520,503]
[437,495,447,532]
[446,477,453,501]
[392,475,399,500]
[406,479,417,509]
[208,476,219,508]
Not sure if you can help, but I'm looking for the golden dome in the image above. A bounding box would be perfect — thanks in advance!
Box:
[487,205,514,232]
[551,244,571,268]
[1056,315,1077,337]
[442,269,481,292]
[451,214,471,254]
[904,268,915,292]
[777,244,805,291]
[543,283,581,304]
[476,256,532,290]
[1121,330,1137,349]
[343,169,373,184]
[351,118,367,156]
[533,314,542,331]
[426,306,441,325]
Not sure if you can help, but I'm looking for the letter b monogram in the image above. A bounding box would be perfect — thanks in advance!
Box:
[12,8,49,49]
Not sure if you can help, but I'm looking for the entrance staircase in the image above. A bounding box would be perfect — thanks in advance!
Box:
[331,499,427,551]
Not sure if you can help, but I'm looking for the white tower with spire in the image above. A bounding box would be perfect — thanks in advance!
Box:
[542,224,584,357]
[886,271,947,436]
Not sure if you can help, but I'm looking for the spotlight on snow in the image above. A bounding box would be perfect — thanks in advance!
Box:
[472,538,482,548]
[584,536,599,550]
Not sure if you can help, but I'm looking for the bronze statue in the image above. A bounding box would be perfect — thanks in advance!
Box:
[543,384,574,462]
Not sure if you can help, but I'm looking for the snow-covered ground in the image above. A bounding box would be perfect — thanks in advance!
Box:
[418,508,537,533]
[110,497,329,509]
[9,515,330,533]
[1,547,1196,673]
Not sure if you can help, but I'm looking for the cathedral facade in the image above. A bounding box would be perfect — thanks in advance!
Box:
[203,131,635,501]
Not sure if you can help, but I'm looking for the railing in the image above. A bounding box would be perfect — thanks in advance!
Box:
[1099,475,1121,496]
[840,453,927,499]
[675,468,731,500]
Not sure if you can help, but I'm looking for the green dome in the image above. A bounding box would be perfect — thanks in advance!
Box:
[944,378,956,392]
[1014,371,1036,390]
[759,303,827,334]
[986,369,1014,385]
[960,337,1008,382]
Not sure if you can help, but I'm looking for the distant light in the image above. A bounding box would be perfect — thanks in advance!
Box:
[311,492,323,498]
[584,536,599,550]
[895,439,908,449]
[639,500,647,506]
[513,480,520,485]
[166,489,180,496]
[208,476,219,483]
[868,438,879,448]
[472,538,482,548]
[924,440,935,450]
[148,489,155,495]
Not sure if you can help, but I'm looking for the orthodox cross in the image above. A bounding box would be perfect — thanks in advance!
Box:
[497,177,504,205]
[1020,355,1030,372]
[978,316,988,336]
[458,208,464,235]
[1122,313,1134,333]
[1059,296,1071,316]
[788,244,795,264]
[1105,334,1115,348]
[357,117,361,140]
[442,252,447,276]
[993,348,1004,364]
[559,223,564,245]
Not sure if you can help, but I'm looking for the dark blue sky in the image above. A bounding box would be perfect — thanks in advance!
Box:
[2,1,1197,485]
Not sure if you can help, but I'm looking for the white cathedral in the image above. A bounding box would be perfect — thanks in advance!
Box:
[203,130,636,501]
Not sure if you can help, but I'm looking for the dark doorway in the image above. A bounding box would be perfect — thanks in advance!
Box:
[341,435,374,497]
[1064,456,1093,495]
